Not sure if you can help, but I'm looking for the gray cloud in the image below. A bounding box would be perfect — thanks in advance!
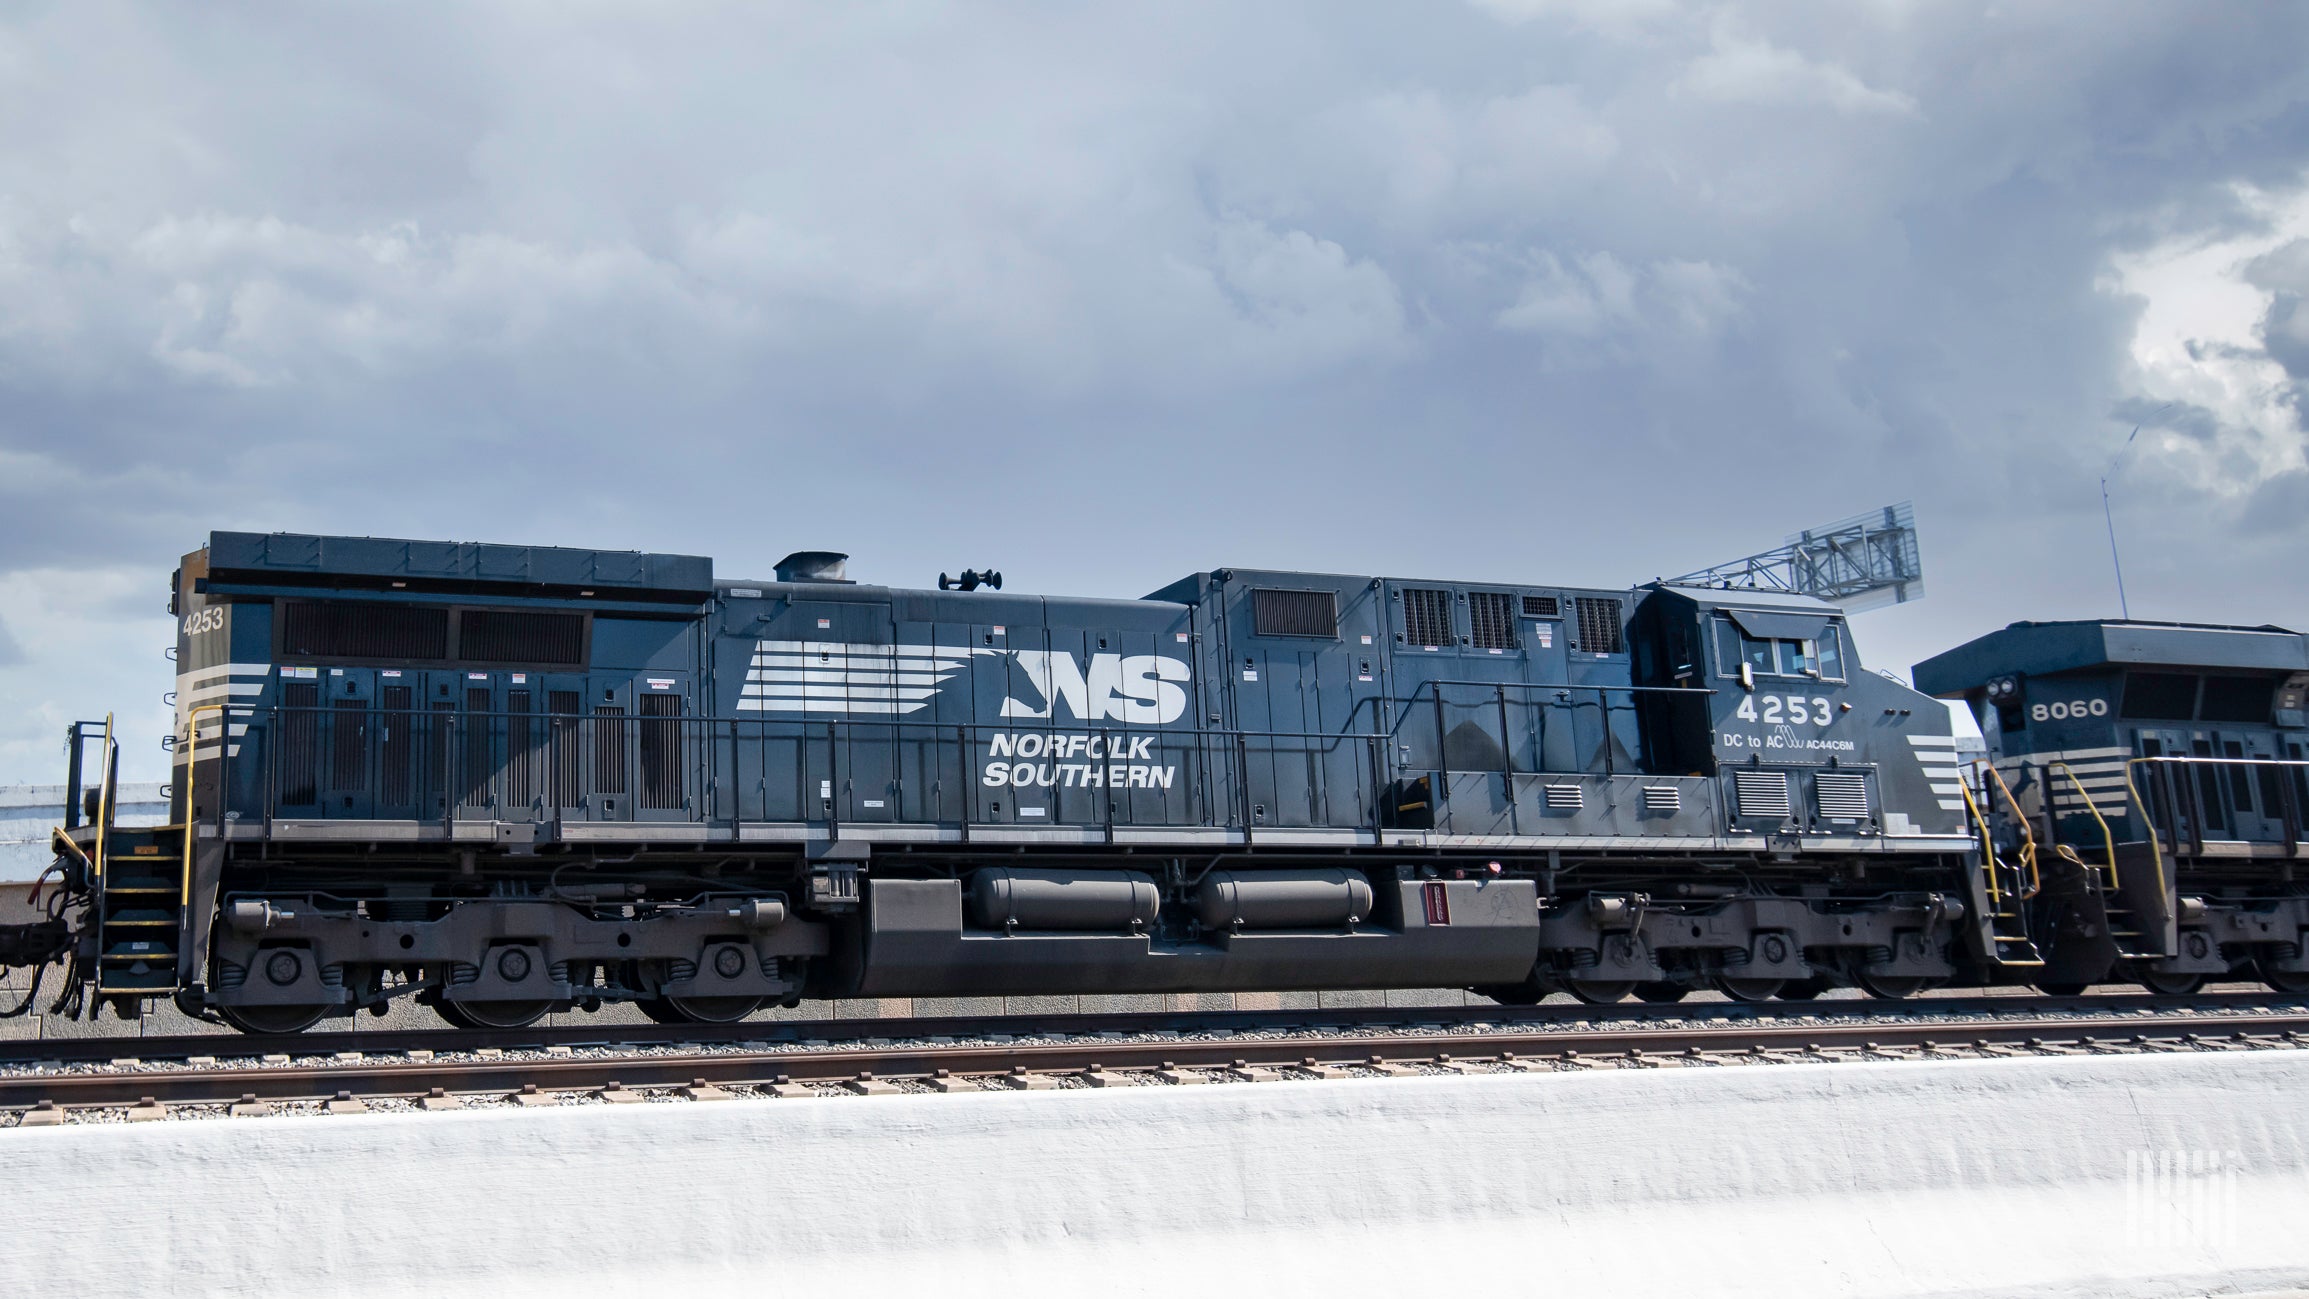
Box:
[2,1,2308,776]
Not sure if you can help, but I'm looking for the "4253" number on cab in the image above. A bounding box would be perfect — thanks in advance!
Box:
[1735,694,1833,726]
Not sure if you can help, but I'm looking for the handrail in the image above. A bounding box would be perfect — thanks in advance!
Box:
[2046,760,2120,891]
[1955,775,2001,909]
[1978,761,2041,899]
[92,713,115,885]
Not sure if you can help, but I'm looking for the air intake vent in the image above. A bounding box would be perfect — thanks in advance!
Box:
[1521,595,1560,618]
[1403,588,1452,648]
[1469,592,1517,650]
[1732,769,1791,820]
[1544,783,1584,810]
[1815,772,1870,821]
[280,601,450,661]
[459,610,585,665]
[1253,588,1339,639]
[1572,597,1624,654]
[1642,786,1681,812]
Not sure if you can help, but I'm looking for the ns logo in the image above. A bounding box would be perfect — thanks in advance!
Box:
[1000,651,1192,726]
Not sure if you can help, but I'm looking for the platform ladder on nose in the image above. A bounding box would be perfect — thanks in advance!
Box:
[81,714,190,1002]
[1959,764,2044,969]
[2046,761,2159,962]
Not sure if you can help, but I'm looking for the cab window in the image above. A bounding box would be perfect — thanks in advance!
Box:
[1716,618,1844,681]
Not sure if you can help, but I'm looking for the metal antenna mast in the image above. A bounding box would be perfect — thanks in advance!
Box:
[2101,404,2170,622]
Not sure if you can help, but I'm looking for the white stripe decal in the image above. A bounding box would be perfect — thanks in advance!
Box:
[741,641,998,716]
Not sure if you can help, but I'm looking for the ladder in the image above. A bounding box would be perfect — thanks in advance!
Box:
[92,825,186,997]
[78,714,191,1000]
[1960,767,2044,968]
[2046,761,2158,960]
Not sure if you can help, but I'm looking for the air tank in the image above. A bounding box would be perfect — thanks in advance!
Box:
[968,867,1162,932]
[1194,868,1373,931]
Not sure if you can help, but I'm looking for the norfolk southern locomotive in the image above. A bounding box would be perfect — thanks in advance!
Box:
[8,531,2304,1034]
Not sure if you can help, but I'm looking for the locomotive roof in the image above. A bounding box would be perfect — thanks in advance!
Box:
[1913,618,2309,696]
[200,531,714,602]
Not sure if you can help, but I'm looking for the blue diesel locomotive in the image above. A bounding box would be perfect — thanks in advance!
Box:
[16,529,2283,1034]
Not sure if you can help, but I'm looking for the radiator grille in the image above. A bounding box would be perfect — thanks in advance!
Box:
[1544,783,1584,810]
[506,689,536,808]
[639,692,683,811]
[281,600,450,661]
[594,705,628,796]
[1521,595,1560,618]
[463,687,493,808]
[459,610,585,665]
[1253,588,1338,639]
[279,681,319,806]
[1403,588,1452,648]
[1642,786,1681,812]
[1815,771,1870,821]
[1469,592,1517,650]
[329,698,365,794]
[1732,769,1791,820]
[1572,597,1624,654]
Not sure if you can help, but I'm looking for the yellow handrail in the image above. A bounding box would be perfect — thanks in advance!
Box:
[92,713,116,885]
[2046,761,2121,891]
[1956,774,2002,909]
[1979,761,2041,899]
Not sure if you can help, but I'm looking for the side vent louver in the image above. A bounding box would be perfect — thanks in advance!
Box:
[1544,783,1584,810]
[1469,592,1517,650]
[1403,588,1453,648]
[281,601,450,661]
[1252,588,1339,639]
[1732,769,1791,820]
[1642,786,1681,812]
[459,611,585,665]
[1815,772,1870,822]
[1572,597,1624,654]
[1521,595,1560,618]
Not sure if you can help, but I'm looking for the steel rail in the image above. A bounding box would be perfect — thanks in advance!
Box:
[7,1008,2308,1113]
[3,990,2303,1068]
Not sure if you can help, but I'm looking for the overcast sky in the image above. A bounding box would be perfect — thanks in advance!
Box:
[3,1,2306,782]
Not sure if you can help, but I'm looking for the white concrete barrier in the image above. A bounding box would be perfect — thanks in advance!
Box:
[4,1051,2307,1298]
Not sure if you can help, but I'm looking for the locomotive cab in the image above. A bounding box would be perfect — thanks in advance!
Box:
[1916,619,2309,994]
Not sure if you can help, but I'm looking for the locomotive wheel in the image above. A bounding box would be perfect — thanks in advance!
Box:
[650,995,765,1024]
[1713,975,1784,1003]
[1855,972,1931,1000]
[2135,969,2207,997]
[437,999,553,1030]
[1776,977,1831,1001]
[1564,979,1637,1004]
[2262,965,2309,995]
[218,1003,331,1035]
[1632,981,1689,1003]
[2034,981,2089,996]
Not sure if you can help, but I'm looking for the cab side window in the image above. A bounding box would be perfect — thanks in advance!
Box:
[1715,617,1844,681]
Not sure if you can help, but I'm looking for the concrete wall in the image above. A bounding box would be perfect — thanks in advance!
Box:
[0,783,168,880]
[1,1051,2304,1298]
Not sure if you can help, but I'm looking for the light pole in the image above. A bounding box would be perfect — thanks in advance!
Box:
[2101,403,2171,621]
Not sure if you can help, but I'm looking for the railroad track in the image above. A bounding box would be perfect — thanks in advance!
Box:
[5,989,2301,1067]
[8,1000,2308,1122]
